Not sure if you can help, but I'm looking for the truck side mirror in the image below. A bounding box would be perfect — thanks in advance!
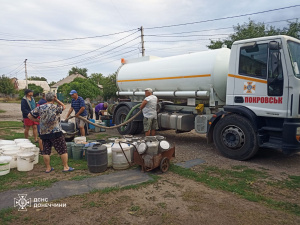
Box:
[269,41,280,50]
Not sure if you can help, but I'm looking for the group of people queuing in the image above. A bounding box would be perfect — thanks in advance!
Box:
[20,87,158,173]
[21,89,108,173]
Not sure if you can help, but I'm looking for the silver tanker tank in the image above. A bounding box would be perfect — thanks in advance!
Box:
[116,48,231,106]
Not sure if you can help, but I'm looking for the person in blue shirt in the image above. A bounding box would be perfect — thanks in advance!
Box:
[37,93,47,106]
[65,90,88,136]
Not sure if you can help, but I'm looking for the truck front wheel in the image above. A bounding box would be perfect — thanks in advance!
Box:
[213,114,258,160]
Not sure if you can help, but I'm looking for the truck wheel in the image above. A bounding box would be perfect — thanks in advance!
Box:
[133,121,144,135]
[115,106,138,135]
[213,114,258,160]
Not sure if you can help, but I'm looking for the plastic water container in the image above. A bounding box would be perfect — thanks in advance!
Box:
[14,138,31,144]
[20,144,36,152]
[0,156,12,176]
[112,143,131,170]
[146,140,159,155]
[102,143,113,167]
[2,150,20,168]
[72,144,84,160]
[0,140,16,146]
[88,119,96,129]
[0,145,20,151]
[74,136,87,144]
[66,142,74,159]
[87,144,107,173]
[17,152,35,171]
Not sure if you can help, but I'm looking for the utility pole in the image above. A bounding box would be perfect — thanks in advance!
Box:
[140,26,145,57]
[24,59,28,89]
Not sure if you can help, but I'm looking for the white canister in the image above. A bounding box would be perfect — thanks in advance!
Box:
[0,140,16,146]
[2,150,20,169]
[20,144,36,152]
[0,156,12,176]
[14,138,31,144]
[74,136,87,144]
[112,143,131,170]
[17,152,35,172]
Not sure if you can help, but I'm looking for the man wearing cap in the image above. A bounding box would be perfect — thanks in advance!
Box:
[65,90,88,136]
[21,89,39,142]
[140,88,158,136]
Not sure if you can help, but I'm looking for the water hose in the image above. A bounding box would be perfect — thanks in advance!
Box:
[65,104,142,130]
[121,103,142,131]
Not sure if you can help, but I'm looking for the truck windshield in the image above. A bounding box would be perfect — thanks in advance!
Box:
[287,41,300,78]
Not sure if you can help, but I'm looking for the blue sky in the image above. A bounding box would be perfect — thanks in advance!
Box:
[0,0,299,82]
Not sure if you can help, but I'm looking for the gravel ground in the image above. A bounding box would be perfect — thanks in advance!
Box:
[1,102,299,177]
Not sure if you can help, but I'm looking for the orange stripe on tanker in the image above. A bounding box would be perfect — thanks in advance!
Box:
[117,74,211,82]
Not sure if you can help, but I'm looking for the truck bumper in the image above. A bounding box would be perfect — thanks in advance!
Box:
[282,119,300,155]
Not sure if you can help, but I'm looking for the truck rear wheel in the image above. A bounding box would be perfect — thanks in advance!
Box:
[115,106,139,135]
[213,114,258,160]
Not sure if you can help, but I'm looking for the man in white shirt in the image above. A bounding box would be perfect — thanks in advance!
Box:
[140,88,158,136]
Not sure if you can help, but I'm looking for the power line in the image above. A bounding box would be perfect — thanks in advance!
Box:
[145,5,300,29]
[31,31,140,64]
[0,29,138,42]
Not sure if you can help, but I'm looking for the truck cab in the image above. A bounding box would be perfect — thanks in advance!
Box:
[224,35,300,157]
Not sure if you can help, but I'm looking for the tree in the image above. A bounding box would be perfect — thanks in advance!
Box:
[207,19,300,49]
[0,75,15,95]
[101,72,118,101]
[68,67,88,78]
[89,73,104,85]
[28,76,47,81]
[49,81,56,87]
[57,77,101,100]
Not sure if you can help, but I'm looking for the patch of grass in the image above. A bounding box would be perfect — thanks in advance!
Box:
[268,175,300,189]
[0,170,26,192]
[130,205,140,212]
[15,178,58,189]
[170,164,300,216]
[0,208,18,224]
[157,202,167,209]
[70,175,92,181]
[1,132,25,140]
[0,110,6,113]
[0,121,23,128]
[284,175,300,189]
[95,133,111,139]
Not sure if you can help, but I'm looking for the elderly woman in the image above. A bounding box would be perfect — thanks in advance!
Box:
[28,92,74,173]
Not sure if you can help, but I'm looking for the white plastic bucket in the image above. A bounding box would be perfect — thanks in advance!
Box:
[0,140,16,146]
[0,156,12,176]
[20,144,36,152]
[74,136,87,144]
[2,150,20,169]
[14,138,31,144]
[17,152,35,171]
[112,143,131,170]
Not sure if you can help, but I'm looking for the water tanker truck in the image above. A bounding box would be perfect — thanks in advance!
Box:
[112,35,300,160]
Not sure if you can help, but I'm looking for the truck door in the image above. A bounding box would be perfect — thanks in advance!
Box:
[232,39,288,117]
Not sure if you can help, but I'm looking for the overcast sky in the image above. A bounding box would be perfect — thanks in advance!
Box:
[0,0,299,83]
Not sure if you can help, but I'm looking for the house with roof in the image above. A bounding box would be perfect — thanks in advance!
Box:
[50,73,86,94]
[16,80,50,92]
